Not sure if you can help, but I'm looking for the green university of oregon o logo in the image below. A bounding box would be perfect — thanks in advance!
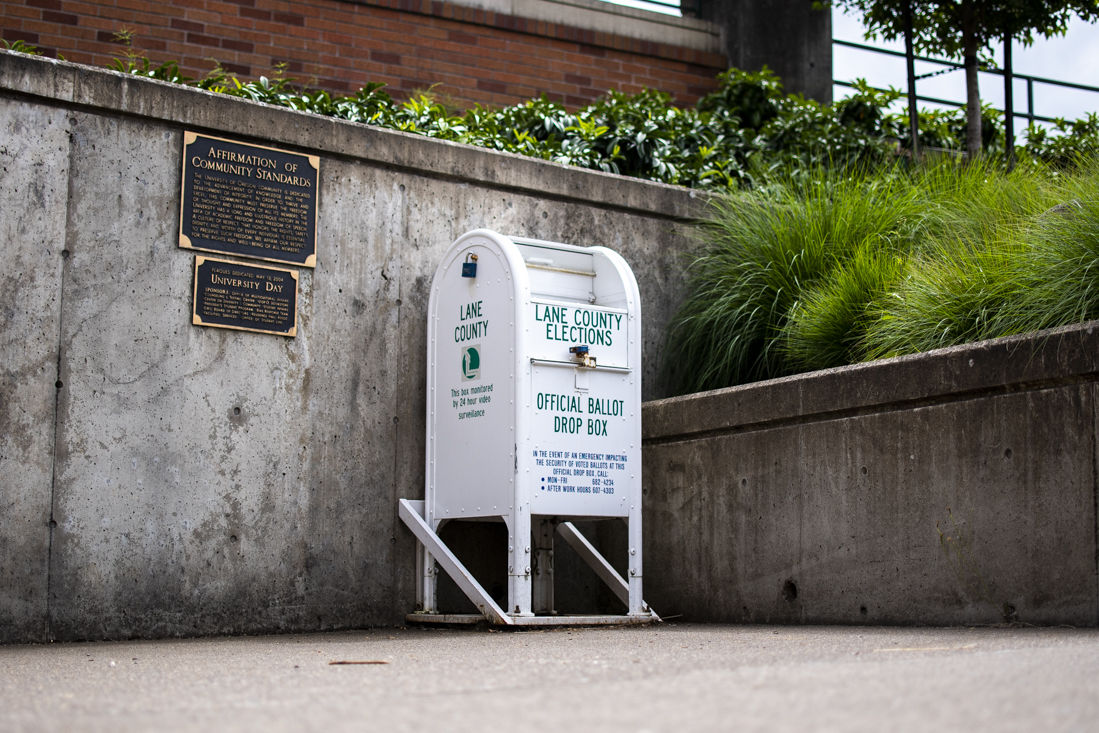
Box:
[462,345,481,380]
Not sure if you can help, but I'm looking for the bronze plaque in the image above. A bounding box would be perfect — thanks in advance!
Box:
[192,256,298,337]
[180,131,319,267]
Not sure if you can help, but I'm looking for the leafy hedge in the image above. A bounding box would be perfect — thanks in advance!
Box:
[4,39,1096,188]
[106,57,1099,186]
[114,57,907,189]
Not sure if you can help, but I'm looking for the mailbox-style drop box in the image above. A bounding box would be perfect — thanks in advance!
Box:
[399,229,658,625]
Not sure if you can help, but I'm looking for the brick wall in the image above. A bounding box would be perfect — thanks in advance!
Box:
[2,0,727,109]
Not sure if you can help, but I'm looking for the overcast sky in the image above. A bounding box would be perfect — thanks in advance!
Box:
[831,6,1099,135]
[616,0,1098,135]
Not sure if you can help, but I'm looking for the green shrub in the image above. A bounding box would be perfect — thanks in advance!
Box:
[2,39,42,55]
[1025,114,1099,168]
[91,50,915,190]
[7,36,1098,190]
[697,67,782,131]
[891,104,1004,154]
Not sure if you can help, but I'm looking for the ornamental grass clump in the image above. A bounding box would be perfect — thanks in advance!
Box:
[665,165,930,392]
[667,158,1099,394]
[861,160,1058,358]
[783,244,906,371]
[862,238,1029,359]
[1008,174,1099,335]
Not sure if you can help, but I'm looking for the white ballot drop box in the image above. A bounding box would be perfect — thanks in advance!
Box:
[398,229,657,625]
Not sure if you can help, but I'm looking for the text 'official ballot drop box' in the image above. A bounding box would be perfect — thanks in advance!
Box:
[398,229,658,626]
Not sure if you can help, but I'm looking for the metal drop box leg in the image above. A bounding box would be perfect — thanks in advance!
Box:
[400,499,658,626]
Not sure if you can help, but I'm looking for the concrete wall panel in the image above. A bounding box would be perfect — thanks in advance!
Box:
[644,326,1099,626]
[0,100,69,642]
[46,113,409,637]
[0,52,701,641]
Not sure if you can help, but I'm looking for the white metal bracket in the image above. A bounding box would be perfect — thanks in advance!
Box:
[557,521,656,618]
[398,499,514,626]
[399,499,658,626]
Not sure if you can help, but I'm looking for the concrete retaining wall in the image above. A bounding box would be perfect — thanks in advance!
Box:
[642,323,1099,627]
[7,50,1094,642]
[0,51,702,643]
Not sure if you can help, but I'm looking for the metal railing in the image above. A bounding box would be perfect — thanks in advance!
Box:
[833,38,1099,127]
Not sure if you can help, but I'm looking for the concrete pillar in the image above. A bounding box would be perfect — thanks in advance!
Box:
[688,0,832,103]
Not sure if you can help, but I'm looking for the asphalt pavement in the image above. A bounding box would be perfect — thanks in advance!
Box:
[2,623,1097,732]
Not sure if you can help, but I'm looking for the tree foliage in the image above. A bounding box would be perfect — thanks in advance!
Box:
[834,0,1097,53]
[825,0,1099,158]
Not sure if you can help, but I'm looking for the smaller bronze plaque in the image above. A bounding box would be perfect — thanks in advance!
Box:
[180,132,319,267]
[192,256,298,337]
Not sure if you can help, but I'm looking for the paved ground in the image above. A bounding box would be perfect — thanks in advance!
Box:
[2,623,1097,732]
